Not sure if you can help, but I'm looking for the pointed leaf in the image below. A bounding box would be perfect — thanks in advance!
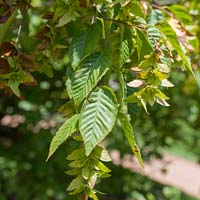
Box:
[118,106,144,168]
[79,87,118,156]
[69,23,102,69]
[127,80,144,88]
[156,98,170,107]
[47,114,79,160]
[72,51,111,105]
[161,79,174,87]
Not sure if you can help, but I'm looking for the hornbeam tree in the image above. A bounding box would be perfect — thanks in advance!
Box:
[0,0,199,199]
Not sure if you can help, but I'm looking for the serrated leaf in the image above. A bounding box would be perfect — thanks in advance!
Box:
[69,23,102,69]
[118,106,144,168]
[146,9,164,25]
[72,51,112,105]
[79,87,118,156]
[159,23,194,77]
[47,114,79,160]
[147,27,163,49]
[120,40,130,65]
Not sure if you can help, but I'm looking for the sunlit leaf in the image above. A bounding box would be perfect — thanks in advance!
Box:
[47,114,79,160]
[72,51,112,106]
[79,87,118,156]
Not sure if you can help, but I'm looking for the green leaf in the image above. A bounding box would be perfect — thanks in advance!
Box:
[89,190,99,200]
[56,11,77,27]
[118,106,144,168]
[6,70,34,97]
[82,166,90,180]
[0,10,17,43]
[147,27,163,49]
[130,2,145,18]
[66,148,85,161]
[69,23,102,69]
[47,114,79,160]
[120,40,130,65]
[79,87,118,156]
[136,30,153,62]
[66,65,73,99]
[92,146,112,162]
[96,161,111,173]
[67,175,84,191]
[72,51,112,105]
[65,168,81,175]
[7,79,20,97]
[159,23,194,77]
[170,5,192,25]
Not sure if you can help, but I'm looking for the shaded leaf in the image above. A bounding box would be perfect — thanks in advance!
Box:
[69,23,102,69]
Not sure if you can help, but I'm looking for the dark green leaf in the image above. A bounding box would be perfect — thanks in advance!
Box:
[69,23,102,69]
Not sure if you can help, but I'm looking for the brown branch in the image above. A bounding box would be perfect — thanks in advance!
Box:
[90,0,146,30]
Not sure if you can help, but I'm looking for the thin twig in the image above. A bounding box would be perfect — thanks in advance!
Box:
[90,0,146,30]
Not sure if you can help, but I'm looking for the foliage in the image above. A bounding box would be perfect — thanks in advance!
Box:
[0,0,199,199]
